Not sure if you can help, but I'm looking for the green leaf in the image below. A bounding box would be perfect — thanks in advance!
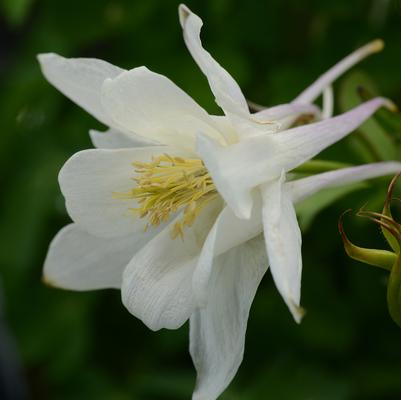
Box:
[296,183,366,231]
[294,159,353,174]
[339,71,397,162]
[358,86,401,147]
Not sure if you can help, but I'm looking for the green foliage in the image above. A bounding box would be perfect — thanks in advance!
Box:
[296,184,366,231]
[339,71,398,162]
[1,0,401,399]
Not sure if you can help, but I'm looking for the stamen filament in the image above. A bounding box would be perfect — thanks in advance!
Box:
[115,154,218,239]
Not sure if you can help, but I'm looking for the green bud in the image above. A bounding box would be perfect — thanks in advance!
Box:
[339,211,396,271]
[387,254,401,328]
[381,173,401,253]
[339,173,401,328]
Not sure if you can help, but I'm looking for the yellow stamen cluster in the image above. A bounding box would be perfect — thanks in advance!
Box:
[117,154,218,239]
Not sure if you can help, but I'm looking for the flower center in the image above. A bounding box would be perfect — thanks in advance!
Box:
[117,154,218,239]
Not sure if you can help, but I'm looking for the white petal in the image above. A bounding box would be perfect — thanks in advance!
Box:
[198,97,391,219]
[191,163,401,303]
[261,172,303,323]
[179,5,280,139]
[44,223,154,290]
[179,5,248,119]
[190,236,268,400]
[255,79,331,132]
[101,66,224,152]
[196,133,254,219]
[193,162,401,307]
[288,161,401,204]
[121,200,221,331]
[251,98,393,176]
[89,128,157,149]
[254,102,322,133]
[193,195,263,305]
[295,40,384,103]
[254,102,321,122]
[322,85,334,119]
[59,146,178,238]
[210,115,239,145]
[38,53,124,126]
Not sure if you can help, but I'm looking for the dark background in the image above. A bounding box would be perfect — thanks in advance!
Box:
[1,0,401,399]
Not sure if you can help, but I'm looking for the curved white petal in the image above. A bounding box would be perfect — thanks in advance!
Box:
[121,200,221,331]
[322,85,334,119]
[198,97,391,219]
[101,66,224,152]
[254,102,321,122]
[89,128,157,149]
[179,5,248,119]
[190,236,268,400]
[253,98,392,176]
[288,161,401,204]
[179,5,279,139]
[59,146,179,238]
[210,115,239,145]
[192,162,401,306]
[295,40,384,103]
[262,172,303,323]
[44,223,155,290]
[196,133,254,219]
[193,194,263,305]
[254,102,322,133]
[38,53,124,126]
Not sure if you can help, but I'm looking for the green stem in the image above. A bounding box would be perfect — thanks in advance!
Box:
[293,159,353,174]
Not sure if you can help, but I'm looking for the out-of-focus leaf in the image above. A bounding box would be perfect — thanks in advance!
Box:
[294,159,352,174]
[339,71,397,162]
[358,86,401,151]
[296,183,366,230]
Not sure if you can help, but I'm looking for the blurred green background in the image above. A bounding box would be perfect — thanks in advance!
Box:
[1,0,401,399]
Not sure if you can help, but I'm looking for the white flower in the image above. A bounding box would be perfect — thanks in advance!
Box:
[39,4,401,400]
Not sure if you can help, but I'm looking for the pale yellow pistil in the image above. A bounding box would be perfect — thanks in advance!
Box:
[116,155,218,239]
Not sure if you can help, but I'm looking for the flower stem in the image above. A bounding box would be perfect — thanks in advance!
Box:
[293,159,353,174]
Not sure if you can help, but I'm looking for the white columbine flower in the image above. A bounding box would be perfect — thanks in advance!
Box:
[40,4,401,400]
